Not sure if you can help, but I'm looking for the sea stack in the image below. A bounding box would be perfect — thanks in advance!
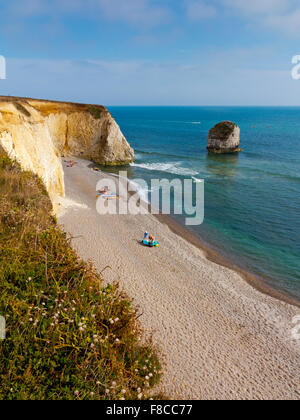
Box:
[207,121,241,154]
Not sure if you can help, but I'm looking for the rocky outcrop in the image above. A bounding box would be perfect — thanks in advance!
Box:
[0,97,134,206]
[207,121,241,154]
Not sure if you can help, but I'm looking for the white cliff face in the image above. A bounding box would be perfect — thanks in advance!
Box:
[0,102,65,203]
[0,98,134,210]
[207,121,241,154]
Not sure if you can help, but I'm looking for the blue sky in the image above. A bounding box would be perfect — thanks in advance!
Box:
[0,0,300,105]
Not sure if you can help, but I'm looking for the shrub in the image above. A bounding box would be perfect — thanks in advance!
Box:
[88,106,104,120]
[13,101,31,118]
[0,147,162,400]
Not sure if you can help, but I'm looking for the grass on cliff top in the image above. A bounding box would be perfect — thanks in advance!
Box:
[0,96,108,119]
[88,105,105,120]
[13,101,31,118]
[0,147,162,400]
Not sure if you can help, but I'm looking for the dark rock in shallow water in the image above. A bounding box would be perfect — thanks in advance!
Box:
[207,121,241,154]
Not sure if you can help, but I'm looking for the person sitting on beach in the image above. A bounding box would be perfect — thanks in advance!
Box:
[149,235,154,246]
[66,160,76,168]
[99,187,109,194]
[144,231,149,240]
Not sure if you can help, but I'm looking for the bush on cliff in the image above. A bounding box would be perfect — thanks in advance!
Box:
[88,105,104,120]
[0,147,162,400]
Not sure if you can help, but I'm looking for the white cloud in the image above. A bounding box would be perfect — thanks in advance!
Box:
[185,1,217,20]
[5,0,170,27]
[1,54,298,106]
[222,0,290,15]
[95,0,170,26]
[9,0,49,17]
[263,7,300,35]
[184,0,300,36]
[5,0,300,36]
[222,0,300,36]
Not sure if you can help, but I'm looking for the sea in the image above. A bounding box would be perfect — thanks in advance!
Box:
[106,106,300,302]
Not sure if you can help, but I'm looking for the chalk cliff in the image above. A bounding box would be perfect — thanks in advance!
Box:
[207,121,241,154]
[0,97,134,206]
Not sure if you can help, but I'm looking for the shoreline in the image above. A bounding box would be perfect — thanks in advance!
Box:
[58,157,300,400]
[98,163,299,309]
[155,213,300,309]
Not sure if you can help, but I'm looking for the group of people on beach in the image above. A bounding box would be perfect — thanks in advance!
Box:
[64,159,77,168]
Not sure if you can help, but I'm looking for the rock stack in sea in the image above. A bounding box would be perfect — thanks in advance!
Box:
[207,121,241,154]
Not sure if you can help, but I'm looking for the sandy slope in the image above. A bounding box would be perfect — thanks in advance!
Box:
[58,158,300,400]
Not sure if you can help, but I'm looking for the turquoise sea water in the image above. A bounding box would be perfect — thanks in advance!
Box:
[108,107,300,301]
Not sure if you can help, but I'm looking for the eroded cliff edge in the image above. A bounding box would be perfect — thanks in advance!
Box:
[0,96,134,207]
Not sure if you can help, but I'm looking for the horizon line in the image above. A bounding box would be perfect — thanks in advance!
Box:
[107,104,300,108]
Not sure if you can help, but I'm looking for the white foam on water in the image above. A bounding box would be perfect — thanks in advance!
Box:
[134,153,143,160]
[131,162,199,177]
[163,120,201,125]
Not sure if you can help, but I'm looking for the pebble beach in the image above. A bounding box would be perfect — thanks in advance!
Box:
[58,158,300,400]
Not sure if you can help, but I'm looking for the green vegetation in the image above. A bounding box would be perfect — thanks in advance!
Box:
[88,106,104,120]
[13,101,31,118]
[209,121,236,141]
[0,147,162,400]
